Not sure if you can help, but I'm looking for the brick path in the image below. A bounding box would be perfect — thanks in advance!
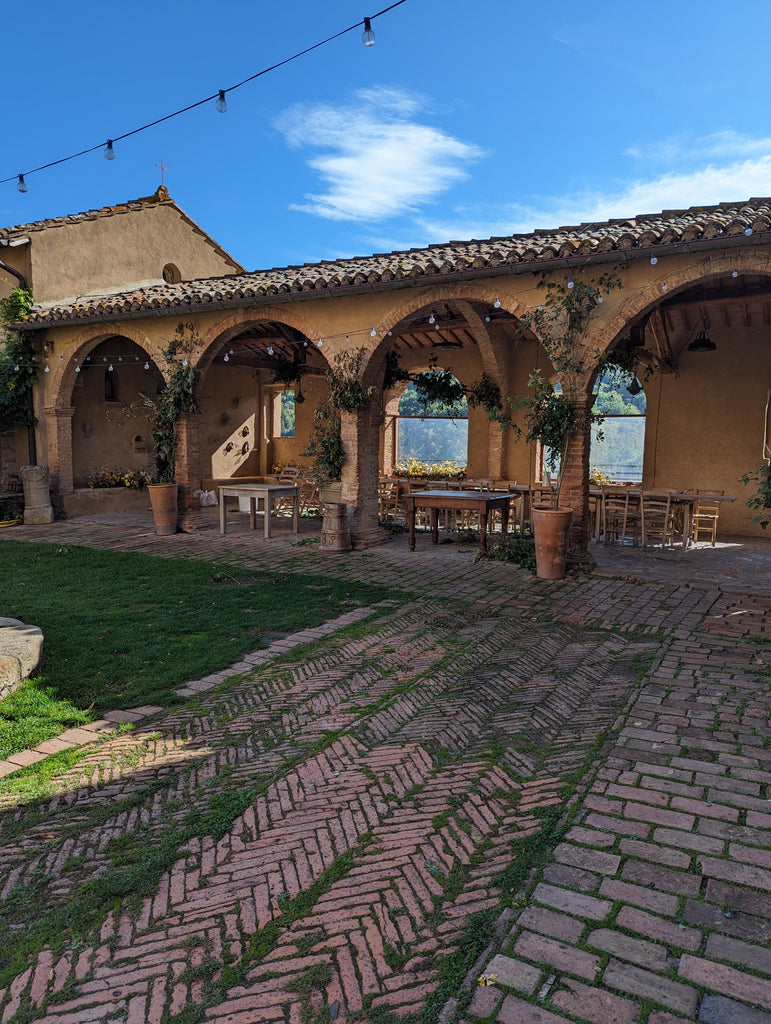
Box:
[0,515,770,1023]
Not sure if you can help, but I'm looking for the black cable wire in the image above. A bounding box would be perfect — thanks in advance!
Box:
[1,0,408,188]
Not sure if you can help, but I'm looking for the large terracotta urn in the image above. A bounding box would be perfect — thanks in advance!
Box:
[531,504,574,580]
[147,482,179,535]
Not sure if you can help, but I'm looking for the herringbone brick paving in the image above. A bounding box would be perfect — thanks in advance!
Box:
[1,517,770,1023]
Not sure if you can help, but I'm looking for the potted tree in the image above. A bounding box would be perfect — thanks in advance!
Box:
[515,274,623,578]
[141,324,201,535]
[514,369,576,579]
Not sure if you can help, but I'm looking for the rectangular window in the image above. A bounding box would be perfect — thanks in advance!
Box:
[273,391,295,438]
[590,416,644,481]
[397,417,468,466]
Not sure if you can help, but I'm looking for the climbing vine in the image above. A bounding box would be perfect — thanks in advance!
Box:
[140,322,201,483]
[0,287,37,433]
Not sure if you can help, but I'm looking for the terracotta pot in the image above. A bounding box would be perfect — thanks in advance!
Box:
[147,482,179,535]
[531,504,574,580]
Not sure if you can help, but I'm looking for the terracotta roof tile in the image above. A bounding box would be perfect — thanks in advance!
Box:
[20,197,771,327]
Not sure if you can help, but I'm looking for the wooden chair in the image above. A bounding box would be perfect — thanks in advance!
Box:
[691,490,724,545]
[640,490,676,547]
[378,479,403,524]
[273,465,304,517]
[601,485,640,545]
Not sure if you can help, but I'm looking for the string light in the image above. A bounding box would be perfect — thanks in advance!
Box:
[745,227,753,236]
[650,256,657,265]
[215,91,228,114]
[567,280,575,289]
[732,269,739,278]
[370,327,377,337]
[1,1,408,189]
[494,297,501,308]
[317,337,323,347]
[104,141,116,161]
[108,363,114,371]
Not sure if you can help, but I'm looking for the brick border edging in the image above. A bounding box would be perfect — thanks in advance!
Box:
[0,602,393,780]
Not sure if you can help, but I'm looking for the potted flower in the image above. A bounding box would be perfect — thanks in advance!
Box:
[141,324,201,535]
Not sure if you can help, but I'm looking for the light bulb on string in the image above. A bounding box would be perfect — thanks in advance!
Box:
[597,295,604,303]
[267,345,274,356]
[362,16,375,45]
[428,313,435,324]
[75,366,81,373]
[44,365,50,373]
[108,364,114,371]
[650,257,658,265]
[215,90,228,114]
[494,297,501,308]
[732,269,739,278]
[370,327,377,337]
[567,279,575,289]
[302,339,309,347]
[223,353,229,362]
[485,315,491,322]
[661,282,668,292]
[17,175,27,193]
[745,227,753,236]
[182,358,189,366]
[144,362,150,370]
[104,141,116,161]
[317,337,323,348]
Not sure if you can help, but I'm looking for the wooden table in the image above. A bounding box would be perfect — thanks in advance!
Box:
[406,490,510,552]
[218,484,300,538]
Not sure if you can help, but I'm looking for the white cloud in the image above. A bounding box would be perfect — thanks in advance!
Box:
[276,87,485,222]
[626,129,771,163]
[415,154,771,245]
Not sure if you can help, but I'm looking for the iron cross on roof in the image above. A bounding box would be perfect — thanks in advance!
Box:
[155,159,170,187]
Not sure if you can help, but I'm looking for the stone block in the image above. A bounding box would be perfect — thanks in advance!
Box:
[0,618,44,698]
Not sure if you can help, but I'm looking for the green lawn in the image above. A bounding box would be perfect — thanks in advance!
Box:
[0,540,400,758]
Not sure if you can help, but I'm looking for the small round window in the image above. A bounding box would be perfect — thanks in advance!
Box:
[162,263,181,284]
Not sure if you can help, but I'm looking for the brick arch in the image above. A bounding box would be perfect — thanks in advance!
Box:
[50,325,157,409]
[196,306,333,372]
[360,282,528,390]
[585,248,771,364]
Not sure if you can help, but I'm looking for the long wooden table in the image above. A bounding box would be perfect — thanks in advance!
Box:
[405,490,510,552]
[218,484,300,538]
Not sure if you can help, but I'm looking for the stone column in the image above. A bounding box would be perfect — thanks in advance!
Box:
[43,405,75,494]
[176,412,206,532]
[340,402,388,549]
[20,465,54,524]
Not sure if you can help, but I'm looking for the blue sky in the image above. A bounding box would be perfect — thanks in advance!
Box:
[3,0,771,272]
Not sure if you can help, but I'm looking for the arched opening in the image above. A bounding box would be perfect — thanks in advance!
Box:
[201,319,328,488]
[70,337,161,488]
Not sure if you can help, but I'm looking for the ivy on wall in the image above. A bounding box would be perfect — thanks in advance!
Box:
[0,287,37,434]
